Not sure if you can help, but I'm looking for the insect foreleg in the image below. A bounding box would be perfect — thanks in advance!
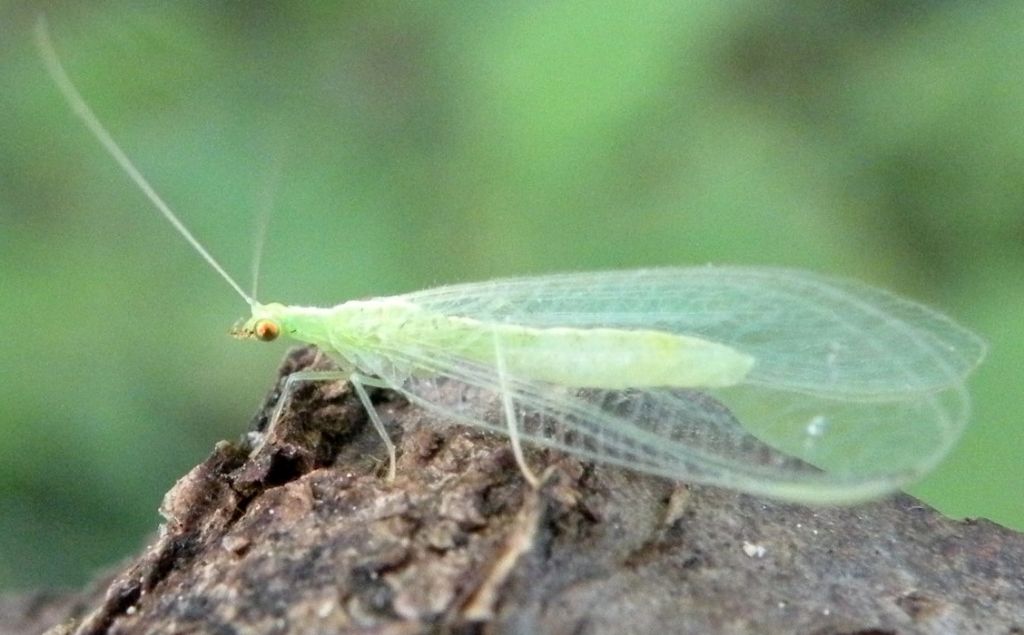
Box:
[260,369,397,481]
[350,374,398,481]
[492,332,540,488]
[264,369,349,442]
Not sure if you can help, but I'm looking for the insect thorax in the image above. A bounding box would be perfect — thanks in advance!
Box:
[282,299,429,379]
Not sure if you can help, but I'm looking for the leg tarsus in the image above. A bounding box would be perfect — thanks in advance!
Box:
[351,374,398,481]
[492,332,541,489]
[501,385,540,489]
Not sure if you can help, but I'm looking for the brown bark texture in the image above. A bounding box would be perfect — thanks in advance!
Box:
[2,346,1022,635]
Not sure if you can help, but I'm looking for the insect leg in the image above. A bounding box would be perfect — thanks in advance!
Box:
[270,370,349,431]
[265,369,349,440]
[492,332,541,488]
[262,369,396,480]
[350,374,398,481]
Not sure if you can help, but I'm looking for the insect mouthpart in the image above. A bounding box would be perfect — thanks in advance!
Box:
[228,320,250,340]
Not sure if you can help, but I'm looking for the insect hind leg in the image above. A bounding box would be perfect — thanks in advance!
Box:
[492,332,541,488]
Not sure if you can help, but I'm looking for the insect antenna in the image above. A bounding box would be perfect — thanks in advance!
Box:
[34,16,255,307]
[249,156,282,302]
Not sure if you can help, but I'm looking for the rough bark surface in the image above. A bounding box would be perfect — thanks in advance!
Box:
[3,347,1022,635]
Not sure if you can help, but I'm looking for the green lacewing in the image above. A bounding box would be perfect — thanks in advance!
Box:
[37,19,985,504]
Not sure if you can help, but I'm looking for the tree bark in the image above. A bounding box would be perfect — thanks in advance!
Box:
[4,346,1022,635]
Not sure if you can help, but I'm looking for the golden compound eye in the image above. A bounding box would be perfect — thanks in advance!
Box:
[253,320,280,342]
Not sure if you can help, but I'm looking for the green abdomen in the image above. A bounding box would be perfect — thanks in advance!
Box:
[468,321,752,388]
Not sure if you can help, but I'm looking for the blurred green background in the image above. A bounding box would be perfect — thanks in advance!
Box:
[2,2,1021,590]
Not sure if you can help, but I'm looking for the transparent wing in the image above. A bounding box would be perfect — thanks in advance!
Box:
[349,323,972,504]
[398,267,986,398]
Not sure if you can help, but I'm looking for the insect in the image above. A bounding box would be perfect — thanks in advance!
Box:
[37,20,985,504]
